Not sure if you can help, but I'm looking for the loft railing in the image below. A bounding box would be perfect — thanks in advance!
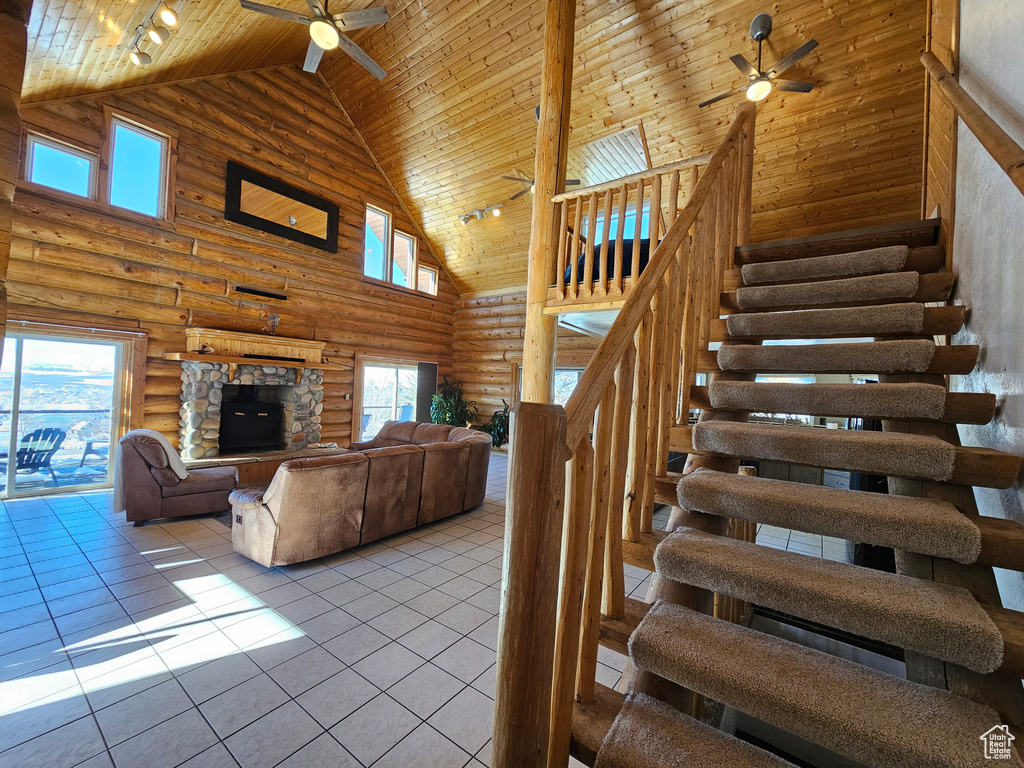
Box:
[922,52,1024,198]
[548,153,712,307]
[492,102,756,768]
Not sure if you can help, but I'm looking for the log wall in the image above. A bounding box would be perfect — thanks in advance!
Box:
[452,290,599,418]
[13,65,457,446]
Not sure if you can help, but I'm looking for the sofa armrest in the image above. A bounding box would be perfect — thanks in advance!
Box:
[229,486,269,510]
[349,440,378,451]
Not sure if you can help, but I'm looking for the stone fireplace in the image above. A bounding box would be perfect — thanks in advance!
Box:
[178,362,324,459]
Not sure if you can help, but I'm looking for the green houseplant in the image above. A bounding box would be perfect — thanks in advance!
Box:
[479,400,510,448]
[430,376,478,427]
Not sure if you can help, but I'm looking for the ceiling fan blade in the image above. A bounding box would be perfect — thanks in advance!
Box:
[699,88,740,108]
[302,39,325,73]
[303,0,327,17]
[566,179,581,186]
[334,6,390,30]
[336,33,387,79]
[773,79,815,93]
[240,0,310,24]
[730,53,759,79]
[501,176,532,183]
[767,39,819,78]
[509,188,531,201]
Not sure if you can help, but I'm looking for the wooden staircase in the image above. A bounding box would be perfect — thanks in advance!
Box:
[573,227,1024,767]
[493,65,1024,768]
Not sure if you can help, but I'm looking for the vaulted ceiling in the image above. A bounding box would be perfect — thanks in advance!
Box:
[22,0,927,295]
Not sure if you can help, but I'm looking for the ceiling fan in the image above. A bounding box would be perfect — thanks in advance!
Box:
[502,175,581,201]
[239,0,390,79]
[699,14,818,108]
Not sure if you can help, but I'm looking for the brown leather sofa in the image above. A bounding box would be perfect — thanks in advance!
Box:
[231,453,369,566]
[231,421,491,566]
[118,432,238,525]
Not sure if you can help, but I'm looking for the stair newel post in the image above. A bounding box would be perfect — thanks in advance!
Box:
[556,201,569,300]
[613,182,628,296]
[603,345,635,619]
[570,199,583,299]
[492,402,570,768]
[548,433,596,768]
[576,382,616,705]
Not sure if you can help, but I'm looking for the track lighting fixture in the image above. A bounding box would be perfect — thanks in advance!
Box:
[458,205,503,226]
[130,48,152,66]
[148,25,170,44]
[157,3,178,25]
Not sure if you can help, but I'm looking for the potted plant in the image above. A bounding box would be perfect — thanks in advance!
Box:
[430,376,478,427]
[479,400,510,448]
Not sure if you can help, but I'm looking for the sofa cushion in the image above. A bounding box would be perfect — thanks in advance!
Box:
[411,423,454,445]
[447,428,492,510]
[361,445,425,545]
[150,465,180,487]
[161,465,238,498]
[418,441,470,525]
[377,421,420,444]
[121,433,171,471]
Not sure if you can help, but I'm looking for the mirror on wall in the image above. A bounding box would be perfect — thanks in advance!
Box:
[224,161,339,253]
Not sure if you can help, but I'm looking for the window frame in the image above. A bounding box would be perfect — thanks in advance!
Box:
[105,113,173,220]
[352,353,433,443]
[362,204,438,298]
[24,132,99,200]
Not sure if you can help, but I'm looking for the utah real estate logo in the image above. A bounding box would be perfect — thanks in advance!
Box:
[981,725,1015,760]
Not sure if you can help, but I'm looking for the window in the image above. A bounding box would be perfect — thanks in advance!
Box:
[363,205,390,281]
[0,331,130,498]
[392,231,416,287]
[24,114,173,220]
[417,266,439,296]
[362,205,437,296]
[554,368,583,406]
[108,117,169,217]
[583,201,652,249]
[25,134,97,199]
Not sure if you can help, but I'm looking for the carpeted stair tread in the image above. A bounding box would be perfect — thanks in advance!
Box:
[708,380,948,420]
[741,245,910,286]
[594,692,797,768]
[717,339,946,374]
[691,421,957,481]
[727,302,924,339]
[676,468,982,563]
[654,527,1003,672]
[629,601,1023,768]
[736,271,920,310]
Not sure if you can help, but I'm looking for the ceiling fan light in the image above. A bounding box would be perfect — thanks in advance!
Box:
[148,25,170,44]
[309,19,340,50]
[157,4,178,26]
[130,49,151,66]
[746,78,772,102]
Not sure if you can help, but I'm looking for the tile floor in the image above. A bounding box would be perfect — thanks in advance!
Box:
[0,453,853,768]
[0,455,623,768]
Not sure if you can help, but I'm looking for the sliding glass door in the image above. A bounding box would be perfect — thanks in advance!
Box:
[0,333,126,498]
[359,361,418,441]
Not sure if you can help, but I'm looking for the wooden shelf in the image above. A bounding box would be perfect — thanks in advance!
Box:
[163,351,351,370]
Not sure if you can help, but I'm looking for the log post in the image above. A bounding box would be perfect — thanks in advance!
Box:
[0,2,31,369]
[737,104,756,246]
[521,0,577,403]
[492,402,570,768]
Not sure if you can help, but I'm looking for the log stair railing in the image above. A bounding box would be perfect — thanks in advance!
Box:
[493,52,1024,768]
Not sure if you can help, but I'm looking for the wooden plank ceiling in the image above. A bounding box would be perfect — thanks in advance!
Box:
[22,0,928,295]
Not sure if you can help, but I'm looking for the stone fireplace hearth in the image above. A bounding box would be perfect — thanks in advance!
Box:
[178,362,324,459]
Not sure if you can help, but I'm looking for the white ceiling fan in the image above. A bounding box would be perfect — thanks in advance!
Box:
[239,0,390,79]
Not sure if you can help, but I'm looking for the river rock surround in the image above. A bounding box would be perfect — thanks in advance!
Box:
[178,361,324,459]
